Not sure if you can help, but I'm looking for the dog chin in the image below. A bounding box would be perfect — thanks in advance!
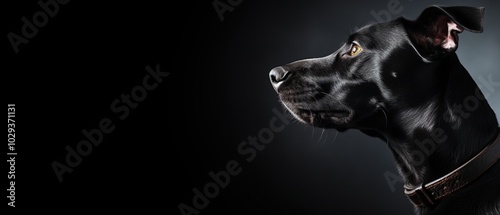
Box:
[290,107,354,128]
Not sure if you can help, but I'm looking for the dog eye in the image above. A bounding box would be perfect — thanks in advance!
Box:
[349,43,363,56]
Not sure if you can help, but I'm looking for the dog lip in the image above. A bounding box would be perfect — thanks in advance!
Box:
[296,108,354,126]
[277,86,318,96]
[277,89,321,104]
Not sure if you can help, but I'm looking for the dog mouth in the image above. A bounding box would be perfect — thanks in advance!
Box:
[277,88,355,127]
[293,107,354,127]
[275,81,355,127]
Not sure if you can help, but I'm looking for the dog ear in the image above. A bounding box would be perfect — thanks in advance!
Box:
[405,5,484,61]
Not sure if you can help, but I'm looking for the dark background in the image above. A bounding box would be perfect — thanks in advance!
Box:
[4,0,499,214]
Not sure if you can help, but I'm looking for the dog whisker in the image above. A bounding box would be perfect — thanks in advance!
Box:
[313,128,325,150]
[319,128,330,150]
[326,129,339,151]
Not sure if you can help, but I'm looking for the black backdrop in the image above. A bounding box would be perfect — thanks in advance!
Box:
[4,0,500,214]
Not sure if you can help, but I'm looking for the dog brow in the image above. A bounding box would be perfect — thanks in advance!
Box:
[347,33,358,43]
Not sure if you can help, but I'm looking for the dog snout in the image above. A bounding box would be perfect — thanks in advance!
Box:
[269,66,290,92]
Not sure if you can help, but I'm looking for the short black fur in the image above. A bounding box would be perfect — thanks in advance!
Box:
[269,5,499,215]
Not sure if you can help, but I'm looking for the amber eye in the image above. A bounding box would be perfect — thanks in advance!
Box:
[349,43,363,56]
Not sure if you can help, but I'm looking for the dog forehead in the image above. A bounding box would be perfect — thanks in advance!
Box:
[351,19,408,48]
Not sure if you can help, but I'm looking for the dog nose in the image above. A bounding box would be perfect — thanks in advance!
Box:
[269,66,290,91]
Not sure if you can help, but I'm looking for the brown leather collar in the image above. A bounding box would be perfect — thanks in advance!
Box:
[404,131,500,207]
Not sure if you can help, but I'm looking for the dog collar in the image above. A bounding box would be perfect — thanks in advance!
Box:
[404,130,500,207]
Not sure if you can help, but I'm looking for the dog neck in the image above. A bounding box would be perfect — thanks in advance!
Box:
[383,53,498,187]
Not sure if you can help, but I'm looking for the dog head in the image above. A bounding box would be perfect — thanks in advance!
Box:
[269,5,484,132]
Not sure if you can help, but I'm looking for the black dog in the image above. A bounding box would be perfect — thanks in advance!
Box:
[269,5,500,215]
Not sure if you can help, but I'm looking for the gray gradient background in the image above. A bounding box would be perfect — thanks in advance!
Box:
[4,0,498,214]
[186,0,500,214]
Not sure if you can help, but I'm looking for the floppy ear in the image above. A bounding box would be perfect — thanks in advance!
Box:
[405,5,484,61]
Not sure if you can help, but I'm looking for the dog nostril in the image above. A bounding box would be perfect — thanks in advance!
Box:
[269,66,292,92]
[269,66,290,84]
